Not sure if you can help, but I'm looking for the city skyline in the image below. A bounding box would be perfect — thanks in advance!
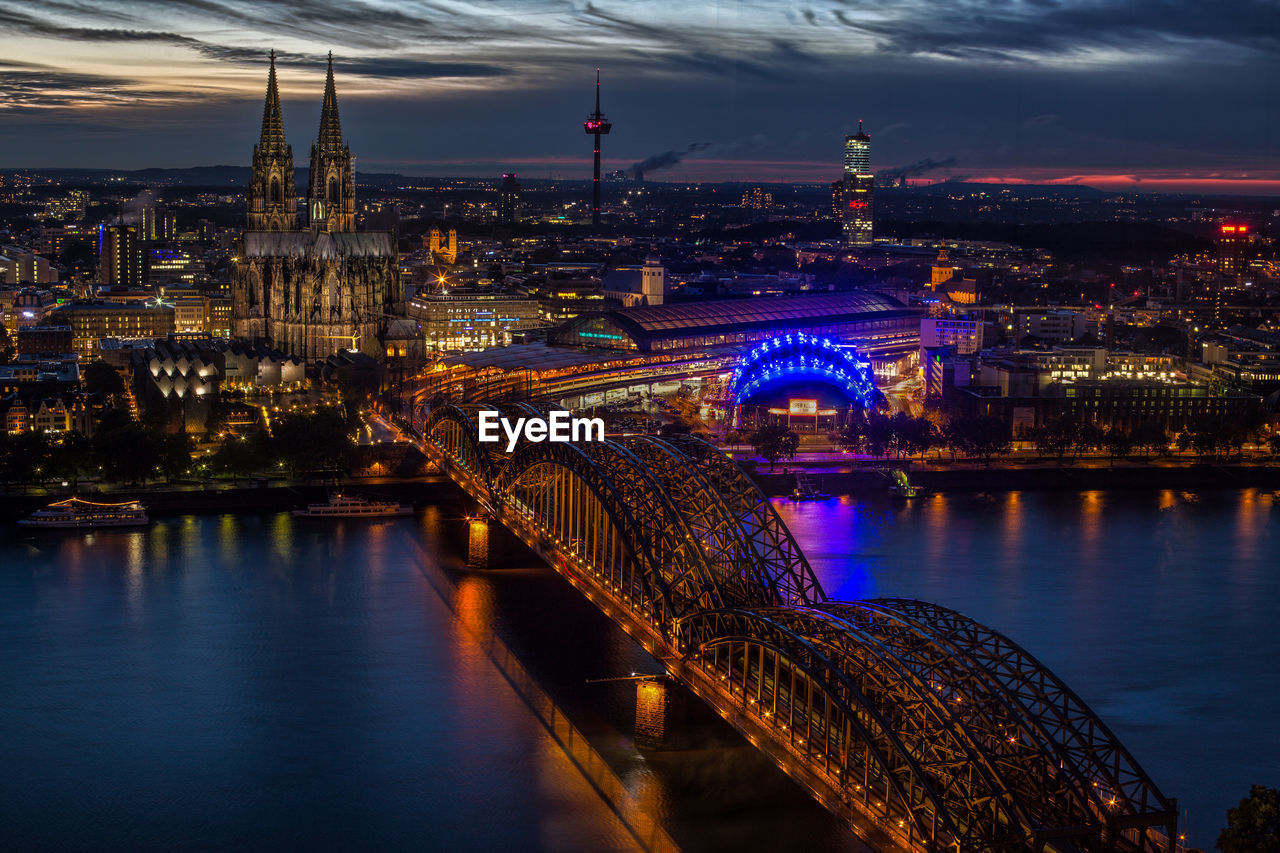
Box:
[2,0,1280,192]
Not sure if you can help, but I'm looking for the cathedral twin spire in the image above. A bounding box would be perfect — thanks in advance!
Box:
[247,51,354,234]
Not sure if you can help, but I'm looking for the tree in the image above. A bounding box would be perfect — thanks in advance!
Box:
[270,407,357,476]
[1176,429,1193,455]
[951,417,1012,466]
[0,430,51,486]
[1075,422,1106,458]
[1131,421,1169,459]
[1102,428,1133,464]
[1270,433,1280,460]
[81,360,125,397]
[749,422,799,472]
[1217,784,1280,853]
[211,430,270,479]
[1183,417,1238,461]
[863,412,895,459]
[158,431,194,483]
[93,415,164,484]
[48,431,95,486]
[1033,418,1076,464]
[830,419,866,455]
[900,415,938,461]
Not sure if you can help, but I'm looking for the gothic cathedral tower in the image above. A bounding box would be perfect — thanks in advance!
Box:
[246,51,296,232]
[307,53,355,233]
[233,51,401,362]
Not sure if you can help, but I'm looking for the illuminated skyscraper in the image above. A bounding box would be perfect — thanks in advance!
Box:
[98,224,143,287]
[498,173,521,225]
[1217,223,1257,279]
[840,121,873,247]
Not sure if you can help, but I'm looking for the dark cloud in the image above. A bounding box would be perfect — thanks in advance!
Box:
[327,57,509,79]
[830,0,1280,62]
[0,0,1277,184]
[0,70,186,111]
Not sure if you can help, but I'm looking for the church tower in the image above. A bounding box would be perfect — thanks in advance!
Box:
[246,51,297,232]
[307,53,356,233]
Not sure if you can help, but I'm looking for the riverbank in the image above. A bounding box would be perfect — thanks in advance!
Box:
[0,476,456,523]
[750,462,1280,497]
[7,455,1280,524]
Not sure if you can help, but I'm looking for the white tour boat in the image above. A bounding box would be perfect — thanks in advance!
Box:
[18,497,150,528]
[292,493,414,518]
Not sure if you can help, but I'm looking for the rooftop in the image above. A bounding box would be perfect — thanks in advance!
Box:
[604,291,907,339]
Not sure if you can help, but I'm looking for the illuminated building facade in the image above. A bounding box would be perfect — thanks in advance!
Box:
[15,325,73,355]
[427,227,458,265]
[601,256,666,308]
[231,52,401,361]
[52,300,176,357]
[146,248,203,285]
[0,247,54,285]
[920,316,982,360]
[97,224,143,287]
[740,187,773,210]
[406,290,542,351]
[930,248,957,289]
[1217,223,1258,279]
[139,205,178,243]
[840,122,874,247]
[1015,310,1086,343]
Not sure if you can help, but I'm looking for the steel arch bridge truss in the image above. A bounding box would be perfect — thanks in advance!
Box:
[421,403,1176,853]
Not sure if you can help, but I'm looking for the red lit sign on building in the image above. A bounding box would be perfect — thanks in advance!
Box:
[847,200,868,209]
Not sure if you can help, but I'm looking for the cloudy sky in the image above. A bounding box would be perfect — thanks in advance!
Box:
[1,0,1279,191]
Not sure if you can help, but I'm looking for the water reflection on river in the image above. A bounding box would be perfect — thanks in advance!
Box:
[775,488,1280,847]
[0,488,1274,850]
[0,511,639,852]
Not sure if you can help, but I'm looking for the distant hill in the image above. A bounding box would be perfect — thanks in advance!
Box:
[881,219,1211,261]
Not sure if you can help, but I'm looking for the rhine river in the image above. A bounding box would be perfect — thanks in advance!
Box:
[0,488,1275,850]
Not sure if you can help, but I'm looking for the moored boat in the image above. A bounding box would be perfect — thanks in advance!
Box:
[790,473,832,501]
[292,493,414,518]
[18,497,150,528]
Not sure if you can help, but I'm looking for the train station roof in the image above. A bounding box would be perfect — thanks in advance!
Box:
[549,291,913,352]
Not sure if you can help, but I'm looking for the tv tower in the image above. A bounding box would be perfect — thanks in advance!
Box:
[583,69,612,229]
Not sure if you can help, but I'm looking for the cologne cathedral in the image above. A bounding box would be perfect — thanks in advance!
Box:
[231,53,402,361]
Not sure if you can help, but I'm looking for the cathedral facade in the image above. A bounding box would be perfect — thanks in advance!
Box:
[232,53,401,362]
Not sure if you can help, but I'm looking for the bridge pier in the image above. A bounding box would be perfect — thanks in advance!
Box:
[466,515,493,568]
[635,677,678,750]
